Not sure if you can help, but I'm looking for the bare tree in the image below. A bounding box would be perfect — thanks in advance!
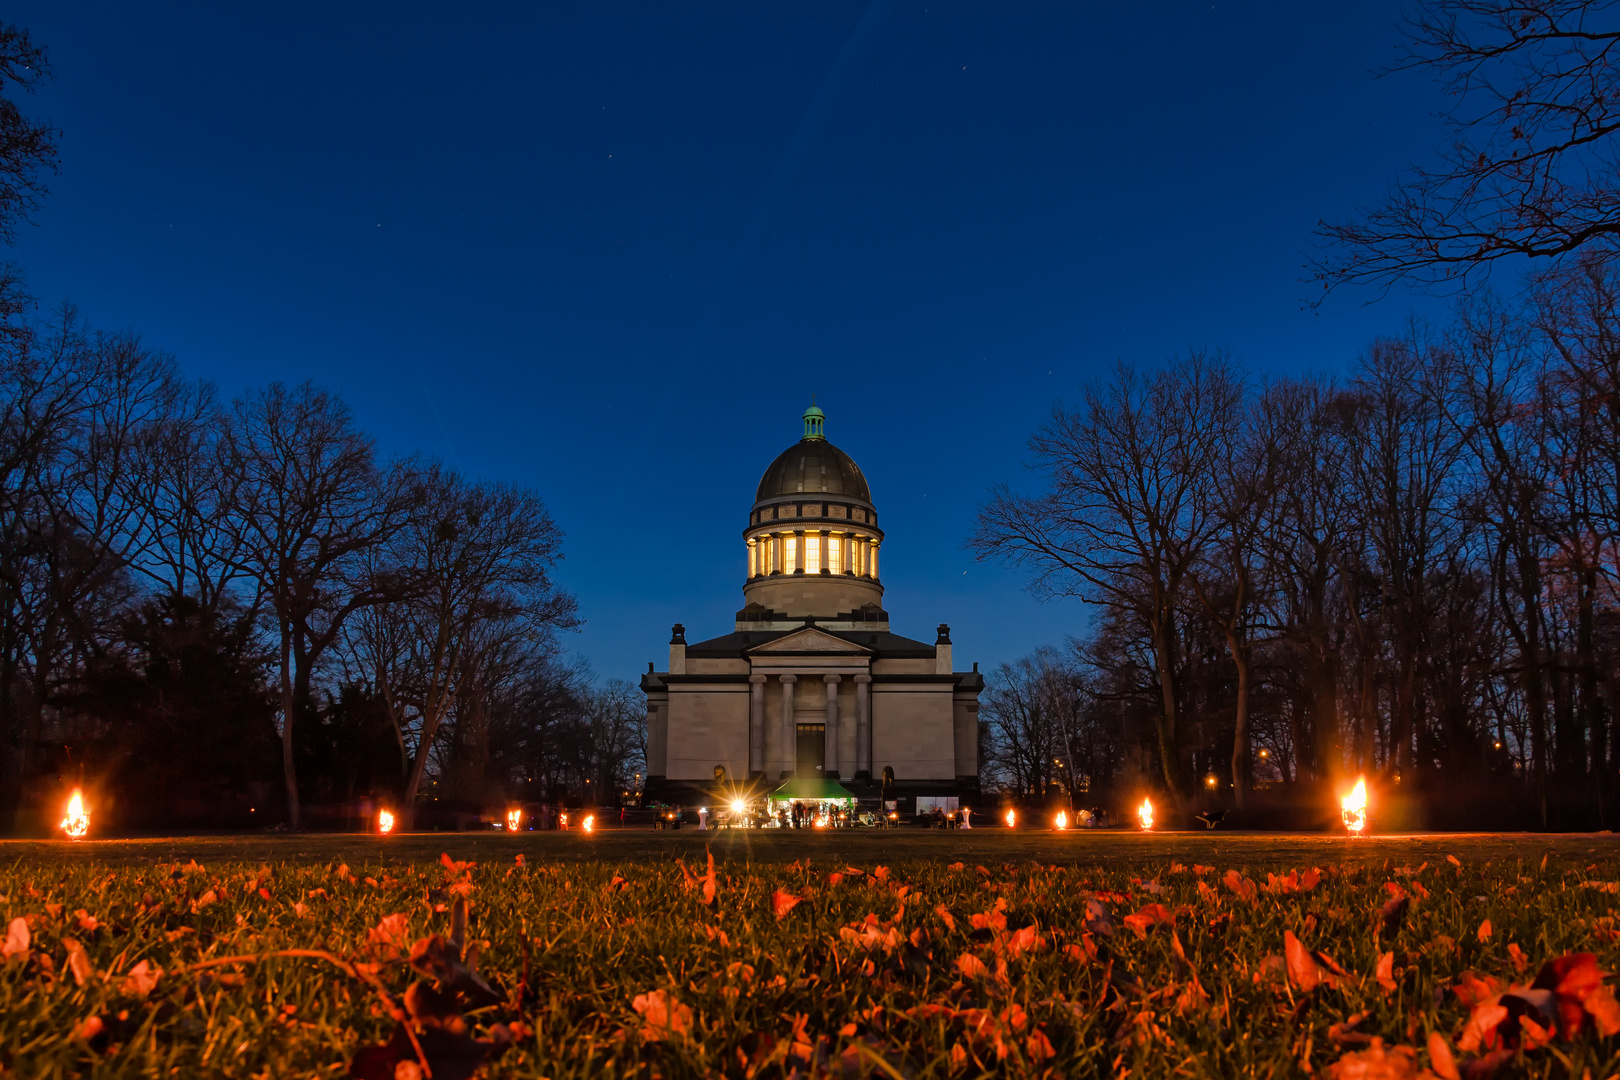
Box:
[0,24,57,246]
[117,379,247,615]
[0,305,178,815]
[1186,386,1287,806]
[1315,0,1620,295]
[973,351,1244,801]
[221,383,416,829]
[980,647,1081,799]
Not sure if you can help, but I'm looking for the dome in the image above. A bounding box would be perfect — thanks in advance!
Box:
[755,438,872,503]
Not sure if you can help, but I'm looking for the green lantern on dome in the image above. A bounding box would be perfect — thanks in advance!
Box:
[802,401,825,440]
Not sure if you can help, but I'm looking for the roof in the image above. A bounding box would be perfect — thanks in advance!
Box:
[684,628,937,658]
[755,437,873,504]
[767,778,858,802]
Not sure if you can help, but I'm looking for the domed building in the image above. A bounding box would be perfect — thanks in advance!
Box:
[640,404,983,807]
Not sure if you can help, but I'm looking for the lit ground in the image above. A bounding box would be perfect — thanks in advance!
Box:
[5,827,1619,868]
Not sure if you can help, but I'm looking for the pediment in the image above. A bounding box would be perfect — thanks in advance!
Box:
[748,627,870,654]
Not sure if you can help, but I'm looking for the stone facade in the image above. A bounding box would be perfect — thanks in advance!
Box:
[641,405,983,803]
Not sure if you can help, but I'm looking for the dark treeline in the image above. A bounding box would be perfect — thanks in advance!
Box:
[0,288,642,832]
[975,261,1620,829]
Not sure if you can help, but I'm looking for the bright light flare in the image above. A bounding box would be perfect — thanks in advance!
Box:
[1341,777,1367,835]
[1005,809,1016,828]
[582,814,595,832]
[730,799,746,815]
[378,808,395,835]
[1138,797,1154,831]
[1054,810,1068,830]
[506,807,522,832]
[60,789,89,839]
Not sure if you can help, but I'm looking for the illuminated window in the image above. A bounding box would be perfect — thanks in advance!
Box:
[785,535,798,573]
[765,536,775,573]
[805,534,821,574]
[828,535,842,574]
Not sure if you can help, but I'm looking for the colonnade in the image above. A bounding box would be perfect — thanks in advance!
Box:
[747,671,872,779]
[746,531,879,580]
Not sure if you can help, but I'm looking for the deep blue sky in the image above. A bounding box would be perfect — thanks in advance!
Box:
[13,2,1450,680]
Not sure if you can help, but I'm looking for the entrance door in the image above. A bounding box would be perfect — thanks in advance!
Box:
[796,724,825,777]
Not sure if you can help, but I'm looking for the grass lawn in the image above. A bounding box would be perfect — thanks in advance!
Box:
[4,829,1620,1077]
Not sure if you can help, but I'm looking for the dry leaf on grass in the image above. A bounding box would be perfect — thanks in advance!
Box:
[1283,931,1346,992]
[3,916,28,959]
[632,988,693,1042]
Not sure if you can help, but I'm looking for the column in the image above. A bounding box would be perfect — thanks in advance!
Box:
[779,674,797,779]
[870,542,880,579]
[823,675,842,778]
[854,675,872,777]
[748,674,766,775]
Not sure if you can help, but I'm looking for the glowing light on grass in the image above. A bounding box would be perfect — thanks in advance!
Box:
[1139,798,1154,831]
[1054,810,1068,830]
[583,814,595,832]
[377,808,395,835]
[507,807,522,831]
[1005,809,1016,828]
[60,789,89,839]
[1341,777,1368,835]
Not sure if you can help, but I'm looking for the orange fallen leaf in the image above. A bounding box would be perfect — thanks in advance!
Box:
[119,959,162,998]
[632,988,693,1042]
[2,917,28,959]
[1375,951,1396,995]
[1477,919,1492,942]
[771,890,801,920]
[1426,1032,1460,1080]
[1122,903,1176,939]
[956,952,989,978]
[62,937,92,986]
[1283,931,1344,992]
[1325,1037,1421,1078]
[1222,870,1256,903]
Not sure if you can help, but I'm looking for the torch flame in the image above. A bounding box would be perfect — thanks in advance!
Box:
[582,814,595,832]
[1005,808,1016,828]
[1139,797,1154,830]
[378,808,395,835]
[60,788,89,839]
[1054,810,1068,830]
[1341,777,1367,834]
[506,807,522,832]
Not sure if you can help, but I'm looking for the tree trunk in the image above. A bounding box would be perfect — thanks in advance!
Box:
[1219,623,1250,808]
[1578,565,1604,827]
[279,623,300,830]
[1150,608,1182,802]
